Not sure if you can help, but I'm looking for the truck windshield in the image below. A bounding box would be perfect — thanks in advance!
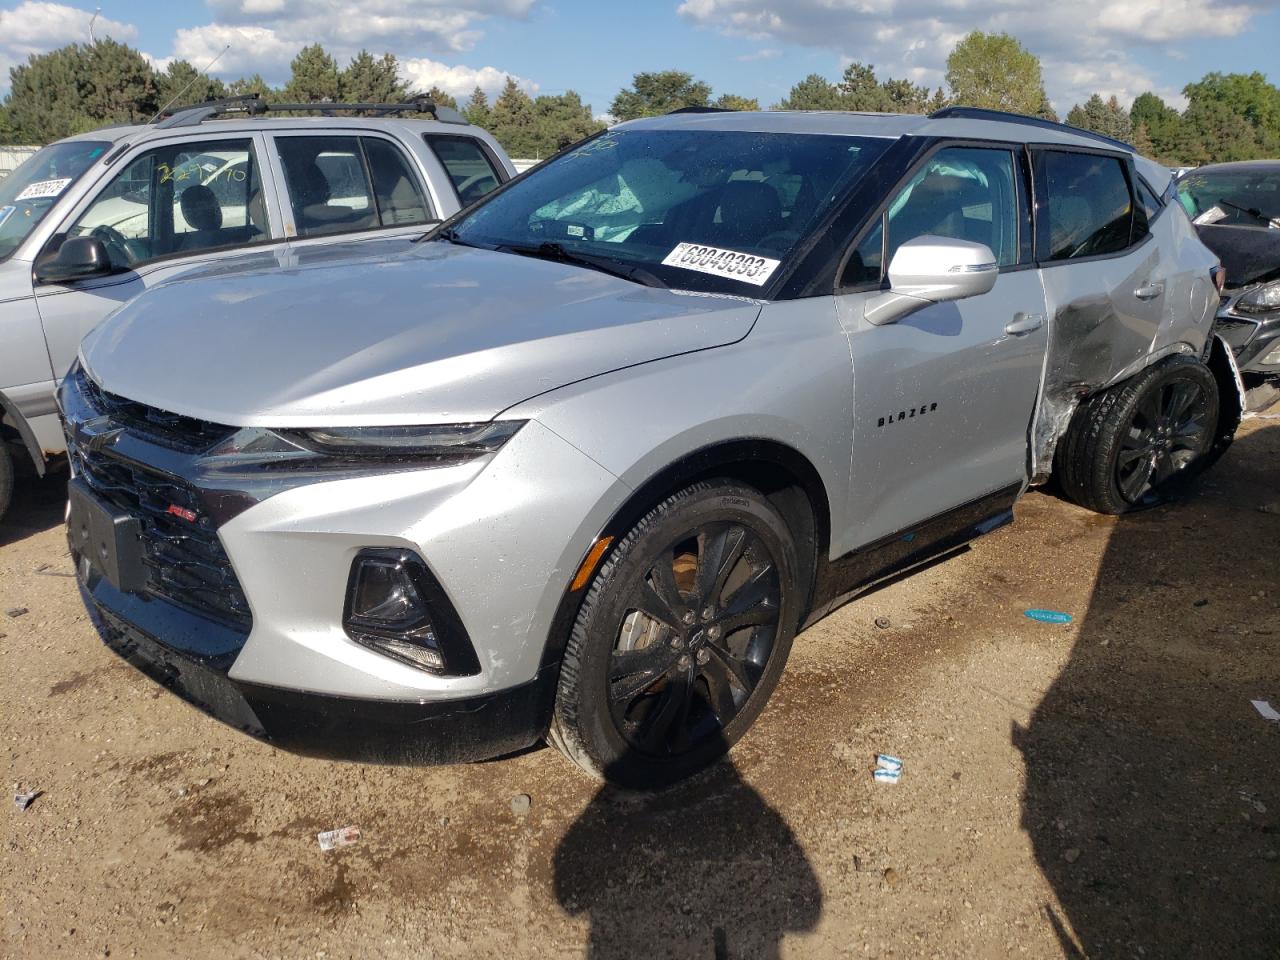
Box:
[0,140,111,261]
[447,128,889,294]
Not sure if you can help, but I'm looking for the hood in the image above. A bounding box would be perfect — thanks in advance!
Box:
[80,241,762,426]
[1194,223,1280,288]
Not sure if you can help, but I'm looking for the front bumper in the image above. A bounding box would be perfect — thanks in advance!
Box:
[81,574,556,764]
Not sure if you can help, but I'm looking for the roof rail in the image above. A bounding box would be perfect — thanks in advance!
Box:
[155,94,468,129]
[666,106,736,115]
[927,106,1135,152]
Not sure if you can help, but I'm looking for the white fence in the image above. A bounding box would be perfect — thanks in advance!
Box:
[511,158,540,174]
[0,146,40,179]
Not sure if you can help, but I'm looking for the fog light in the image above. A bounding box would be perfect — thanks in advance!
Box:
[1262,343,1280,367]
[343,550,479,675]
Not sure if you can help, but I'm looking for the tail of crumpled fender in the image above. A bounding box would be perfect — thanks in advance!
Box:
[1205,333,1245,466]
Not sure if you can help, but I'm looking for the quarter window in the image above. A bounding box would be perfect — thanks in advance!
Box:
[66,139,267,268]
[424,134,505,207]
[277,136,430,238]
[1034,151,1135,262]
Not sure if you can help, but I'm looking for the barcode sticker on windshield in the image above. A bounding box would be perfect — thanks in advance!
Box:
[661,243,781,287]
[15,178,72,201]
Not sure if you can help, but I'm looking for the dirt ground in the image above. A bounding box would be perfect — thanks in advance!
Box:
[2,418,1277,960]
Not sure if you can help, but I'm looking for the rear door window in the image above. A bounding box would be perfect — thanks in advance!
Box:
[1034,151,1136,262]
[424,134,506,207]
[276,136,431,238]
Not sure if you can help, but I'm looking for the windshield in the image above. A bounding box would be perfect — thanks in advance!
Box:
[447,128,890,294]
[0,140,110,260]
[1177,168,1280,230]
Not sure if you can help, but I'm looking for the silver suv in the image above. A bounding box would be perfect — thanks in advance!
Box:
[62,107,1237,787]
[0,96,513,519]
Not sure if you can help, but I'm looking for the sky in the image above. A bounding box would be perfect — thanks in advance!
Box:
[1,0,1278,118]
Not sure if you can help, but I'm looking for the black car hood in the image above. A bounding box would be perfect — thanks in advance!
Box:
[1194,223,1280,287]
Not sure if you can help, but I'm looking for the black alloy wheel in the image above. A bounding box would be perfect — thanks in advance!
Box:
[1115,376,1214,502]
[607,520,781,757]
[549,480,800,788]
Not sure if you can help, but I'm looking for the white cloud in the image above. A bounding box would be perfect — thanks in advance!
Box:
[737,48,781,61]
[677,0,1271,111]
[170,23,302,77]
[0,2,136,79]
[400,57,537,99]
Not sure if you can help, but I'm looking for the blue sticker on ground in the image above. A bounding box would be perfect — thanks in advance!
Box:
[1024,609,1073,624]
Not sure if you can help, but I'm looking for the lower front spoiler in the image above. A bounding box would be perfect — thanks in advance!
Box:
[84,586,556,765]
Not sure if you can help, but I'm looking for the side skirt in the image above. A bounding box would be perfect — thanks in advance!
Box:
[801,482,1022,630]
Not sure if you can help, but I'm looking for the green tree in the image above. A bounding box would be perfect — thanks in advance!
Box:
[341,50,408,104]
[945,31,1050,116]
[285,44,340,102]
[1131,91,1183,162]
[228,73,275,99]
[1066,93,1131,140]
[463,86,491,127]
[776,73,844,111]
[610,70,711,120]
[713,93,760,111]
[4,40,158,142]
[489,76,538,155]
[422,85,458,110]
[155,59,227,111]
[1181,71,1280,161]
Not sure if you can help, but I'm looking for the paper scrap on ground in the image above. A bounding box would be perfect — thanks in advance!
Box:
[15,178,72,201]
[661,243,780,287]
[1251,700,1280,722]
[1025,608,1074,624]
[14,791,39,811]
[317,825,361,851]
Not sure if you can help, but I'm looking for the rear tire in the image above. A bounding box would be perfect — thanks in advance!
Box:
[549,480,800,789]
[0,443,13,523]
[1055,357,1219,515]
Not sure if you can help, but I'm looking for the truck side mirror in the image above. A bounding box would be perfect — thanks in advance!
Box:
[34,236,115,285]
[865,235,999,325]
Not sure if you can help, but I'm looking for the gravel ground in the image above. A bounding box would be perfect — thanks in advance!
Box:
[2,418,1277,960]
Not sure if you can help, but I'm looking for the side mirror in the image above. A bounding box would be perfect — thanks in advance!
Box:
[865,235,999,325]
[34,236,115,285]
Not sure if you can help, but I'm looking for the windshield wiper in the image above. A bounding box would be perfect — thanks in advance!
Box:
[1218,198,1277,227]
[423,226,486,248]
[496,241,667,288]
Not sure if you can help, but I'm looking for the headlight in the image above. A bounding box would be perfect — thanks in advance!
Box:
[1236,281,1280,315]
[206,421,525,468]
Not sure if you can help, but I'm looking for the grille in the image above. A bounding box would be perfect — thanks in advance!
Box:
[74,367,236,453]
[73,446,252,630]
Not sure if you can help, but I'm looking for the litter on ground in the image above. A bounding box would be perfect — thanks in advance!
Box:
[1251,700,1280,722]
[1024,609,1073,624]
[317,826,361,851]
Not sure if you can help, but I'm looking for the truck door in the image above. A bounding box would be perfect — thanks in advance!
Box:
[33,133,280,381]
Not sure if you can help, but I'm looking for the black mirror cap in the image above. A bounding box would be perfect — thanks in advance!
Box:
[34,236,115,285]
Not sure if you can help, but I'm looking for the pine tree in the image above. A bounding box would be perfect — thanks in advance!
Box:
[285,44,340,103]
[340,50,407,105]
[463,86,491,128]
[489,77,538,156]
[610,71,711,120]
[155,59,227,112]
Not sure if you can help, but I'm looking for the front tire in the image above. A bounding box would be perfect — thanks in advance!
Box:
[549,480,800,788]
[1056,356,1219,515]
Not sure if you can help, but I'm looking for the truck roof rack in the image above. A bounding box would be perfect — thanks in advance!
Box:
[155,94,468,129]
[927,106,1134,152]
[666,106,736,115]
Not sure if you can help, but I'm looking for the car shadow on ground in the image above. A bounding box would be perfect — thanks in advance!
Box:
[552,752,822,960]
[1018,424,1280,958]
[1,470,67,549]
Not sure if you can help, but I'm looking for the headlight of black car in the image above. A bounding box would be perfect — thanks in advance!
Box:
[1235,280,1280,315]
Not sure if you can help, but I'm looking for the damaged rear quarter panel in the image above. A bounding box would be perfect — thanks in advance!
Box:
[1031,199,1219,482]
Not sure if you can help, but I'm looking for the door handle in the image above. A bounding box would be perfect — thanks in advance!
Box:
[1134,282,1165,301]
[1005,313,1044,336]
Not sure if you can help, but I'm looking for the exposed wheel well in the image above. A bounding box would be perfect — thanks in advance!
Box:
[0,393,47,478]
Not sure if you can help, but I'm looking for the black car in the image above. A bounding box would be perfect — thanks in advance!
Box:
[1177,161,1280,400]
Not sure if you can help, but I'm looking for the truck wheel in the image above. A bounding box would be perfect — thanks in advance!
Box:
[1056,356,1219,515]
[0,443,13,523]
[549,480,800,788]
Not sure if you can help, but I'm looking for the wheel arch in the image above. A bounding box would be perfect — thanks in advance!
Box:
[0,390,47,477]
[536,437,832,683]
